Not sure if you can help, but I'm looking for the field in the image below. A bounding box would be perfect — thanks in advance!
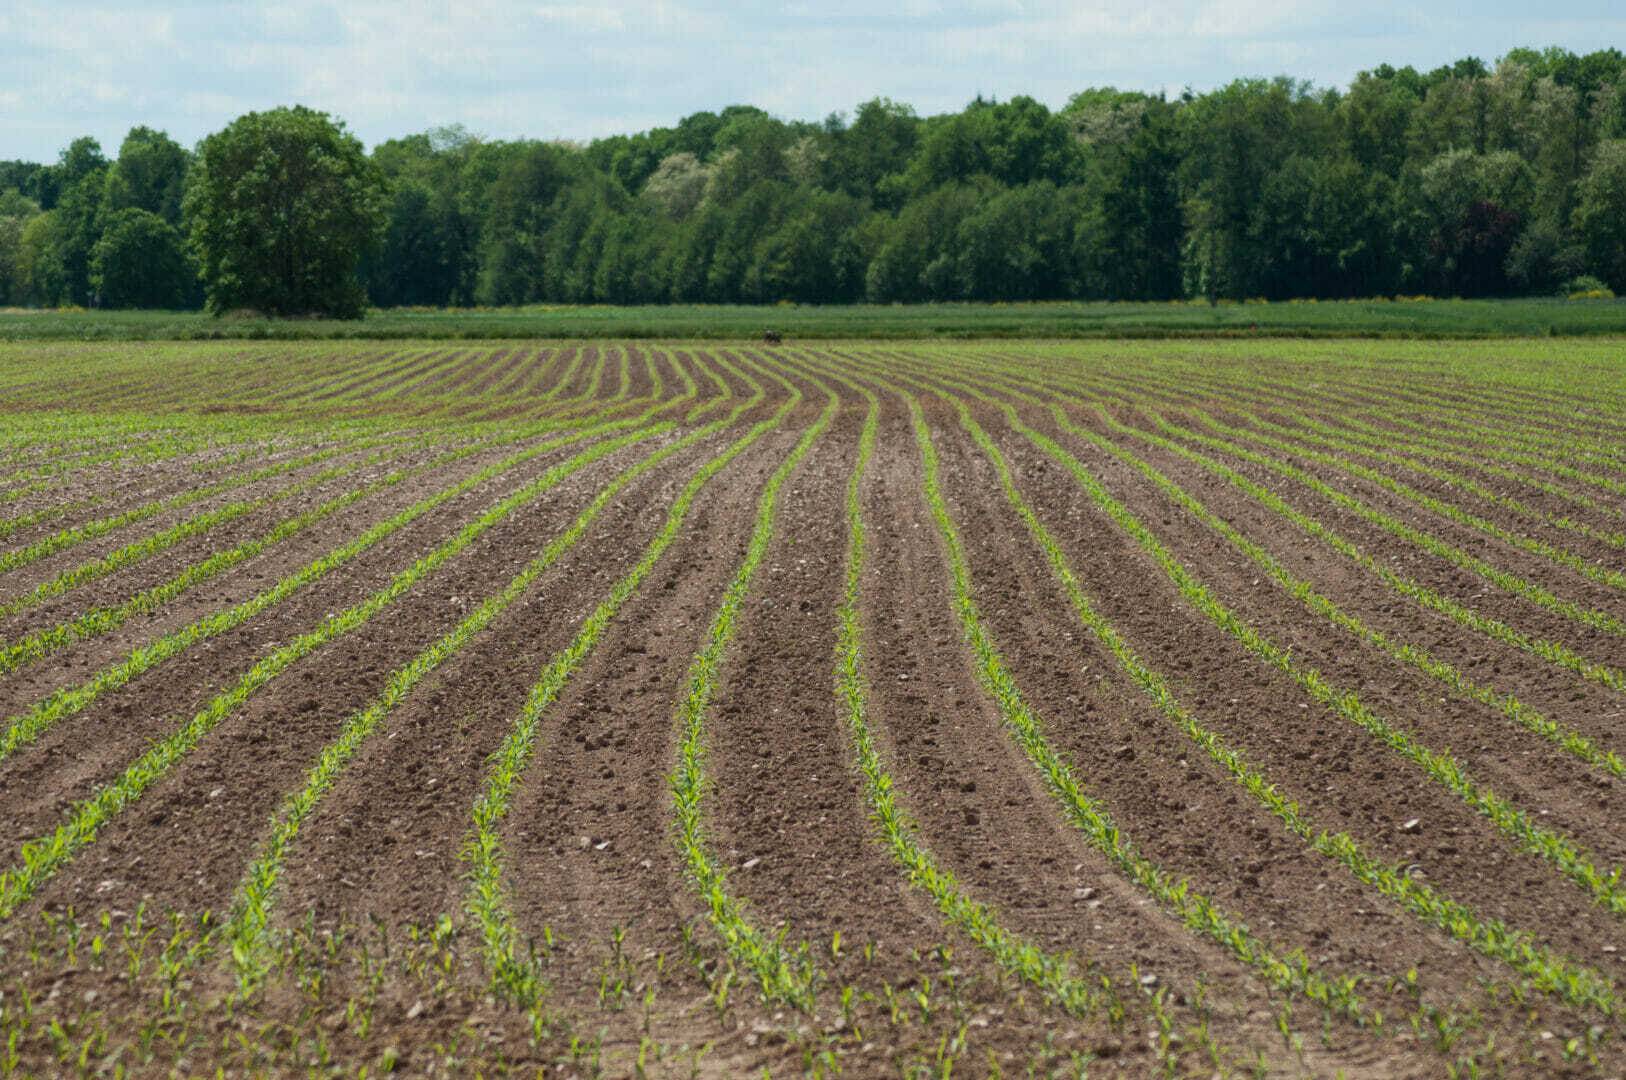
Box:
[0,338,1624,1077]
[4,296,1626,342]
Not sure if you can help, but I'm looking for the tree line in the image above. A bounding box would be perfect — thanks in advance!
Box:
[2,46,1625,317]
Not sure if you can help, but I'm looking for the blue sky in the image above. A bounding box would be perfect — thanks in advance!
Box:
[5,2,1626,162]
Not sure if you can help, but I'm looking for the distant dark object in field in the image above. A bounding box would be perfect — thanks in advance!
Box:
[762,329,782,344]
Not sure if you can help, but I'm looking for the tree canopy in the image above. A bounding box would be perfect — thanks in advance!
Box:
[3,48,1626,314]
[90,208,195,310]
[184,106,385,317]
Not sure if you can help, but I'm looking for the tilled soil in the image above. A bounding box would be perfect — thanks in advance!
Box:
[1,342,1623,1077]
[949,399,1626,983]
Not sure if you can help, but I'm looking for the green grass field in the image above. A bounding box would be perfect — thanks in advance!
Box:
[4,295,1626,341]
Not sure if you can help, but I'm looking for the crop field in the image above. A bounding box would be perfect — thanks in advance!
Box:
[0,338,1624,1077]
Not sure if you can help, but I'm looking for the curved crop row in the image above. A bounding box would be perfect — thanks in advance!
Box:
[0,440,388,576]
[1262,403,1626,525]
[897,387,1372,1018]
[0,425,560,681]
[985,363,1626,776]
[979,359,1626,698]
[0,423,235,495]
[819,373,1109,1017]
[322,348,459,405]
[903,361,1626,922]
[1092,371,1626,635]
[919,378,1619,1016]
[1062,407,1624,780]
[463,368,793,1008]
[1084,362,1626,543]
[1292,411,1626,533]
[227,370,727,987]
[284,348,439,407]
[1098,360,1626,481]
[0,415,664,767]
[0,415,457,560]
[665,372,837,1009]
[0,441,412,624]
[1074,359,1626,517]
[1137,411,1626,696]
[479,347,553,403]
[1227,407,1626,552]
[1185,408,1626,596]
[0,420,673,922]
[1287,395,1626,498]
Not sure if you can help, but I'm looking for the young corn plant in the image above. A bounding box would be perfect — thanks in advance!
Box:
[462,376,791,1009]
[667,375,839,1010]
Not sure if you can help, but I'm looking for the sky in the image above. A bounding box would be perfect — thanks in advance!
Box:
[5,1,1626,162]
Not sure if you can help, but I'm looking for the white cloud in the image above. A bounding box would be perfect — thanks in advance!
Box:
[535,4,627,30]
[1188,0,1333,38]
[4,0,1625,161]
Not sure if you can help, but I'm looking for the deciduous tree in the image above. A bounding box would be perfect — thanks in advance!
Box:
[186,106,384,317]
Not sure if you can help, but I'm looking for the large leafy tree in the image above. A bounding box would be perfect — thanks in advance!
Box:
[951,182,1076,300]
[24,137,112,305]
[1178,78,1333,299]
[368,179,463,307]
[186,106,384,317]
[104,127,190,224]
[17,213,65,305]
[1574,139,1626,290]
[906,95,1079,193]
[91,208,195,309]
[364,127,478,307]
[1069,92,1184,300]
[823,98,919,206]
[0,191,40,305]
[471,141,578,305]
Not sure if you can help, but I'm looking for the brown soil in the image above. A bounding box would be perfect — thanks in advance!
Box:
[0,344,1620,1078]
